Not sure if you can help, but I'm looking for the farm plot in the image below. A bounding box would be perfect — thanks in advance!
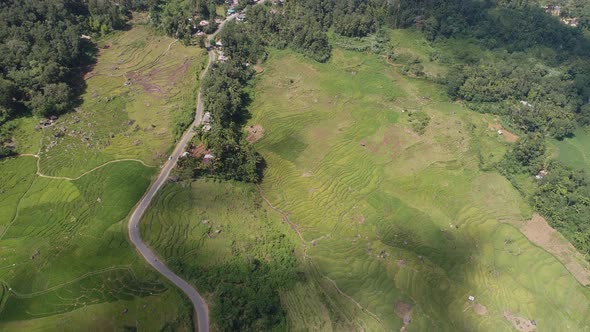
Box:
[0,157,191,330]
[0,24,203,330]
[248,48,590,330]
[31,25,206,178]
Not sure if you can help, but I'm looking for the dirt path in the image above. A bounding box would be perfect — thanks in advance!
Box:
[521,214,590,286]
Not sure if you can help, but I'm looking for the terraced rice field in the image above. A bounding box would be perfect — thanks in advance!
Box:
[30,25,206,178]
[138,39,590,330]
[0,25,203,330]
[247,47,590,330]
[0,157,190,330]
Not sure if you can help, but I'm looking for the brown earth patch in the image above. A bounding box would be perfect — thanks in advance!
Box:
[473,303,487,316]
[503,310,536,332]
[246,125,264,143]
[301,171,313,177]
[126,71,163,94]
[394,301,412,327]
[489,123,518,143]
[397,259,406,268]
[521,213,590,286]
[170,58,190,81]
[189,143,210,158]
[83,71,96,80]
[254,65,264,74]
[353,214,365,224]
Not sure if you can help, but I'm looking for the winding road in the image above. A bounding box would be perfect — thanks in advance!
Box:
[127,13,239,332]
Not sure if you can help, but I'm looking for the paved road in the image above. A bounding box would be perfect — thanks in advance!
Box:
[128,5,262,332]
[127,18,230,332]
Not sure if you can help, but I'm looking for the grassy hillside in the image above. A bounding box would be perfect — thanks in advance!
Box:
[0,24,204,330]
[552,127,590,174]
[140,30,590,330]
[12,25,207,178]
[246,45,590,331]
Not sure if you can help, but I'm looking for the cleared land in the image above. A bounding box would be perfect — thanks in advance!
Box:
[22,25,207,178]
[552,127,590,174]
[247,44,590,330]
[0,25,204,330]
[139,30,590,331]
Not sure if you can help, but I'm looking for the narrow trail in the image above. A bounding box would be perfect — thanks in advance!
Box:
[8,266,133,299]
[17,154,154,181]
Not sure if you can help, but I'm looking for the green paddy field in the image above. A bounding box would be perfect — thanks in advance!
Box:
[0,24,205,331]
[141,30,590,331]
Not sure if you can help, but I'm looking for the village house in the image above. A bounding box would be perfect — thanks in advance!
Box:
[203,153,215,164]
[203,112,211,124]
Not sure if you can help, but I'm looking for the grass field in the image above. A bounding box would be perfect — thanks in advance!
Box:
[552,127,590,174]
[10,25,207,178]
[138,29,590,331]
[245,45,590,331]
[0,24,204,330]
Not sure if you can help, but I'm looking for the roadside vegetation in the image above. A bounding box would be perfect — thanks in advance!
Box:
[141,180,299,331]
[0,11,204,329]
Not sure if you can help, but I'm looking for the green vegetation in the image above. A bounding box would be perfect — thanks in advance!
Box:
[141,180,298,331]
[245,47,590,330]
[0,157,191,331]
[27,25,204,178]
[0,23,204,330]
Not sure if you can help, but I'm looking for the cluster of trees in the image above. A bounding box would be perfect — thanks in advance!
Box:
[178,20,264,183]
[500,135,590,255]
[149,0,223,44]
[0,0,89,157]
[435,5,590,139]
[533,161,590,255]
[168,221,298,331]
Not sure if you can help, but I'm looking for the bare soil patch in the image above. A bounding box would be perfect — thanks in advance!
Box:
[521,213,590,286]
[127,71,163,94]
[253,65,264,74]
[301,171,313,177]
[246,125,264,143]
[189,143,210,158]
[394,301,412,327]
[503,310,536,332]
[83,71,96,80]
[488,123,518,143]
[353,213,365,224]
[397,259,406,268]
[473,303,487,316]
[170,58,190,81]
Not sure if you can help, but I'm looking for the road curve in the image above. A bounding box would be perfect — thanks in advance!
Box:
[128,5,262,331]
[127,16,234,332]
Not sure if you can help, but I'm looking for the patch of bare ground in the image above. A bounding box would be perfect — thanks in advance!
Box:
[126,71,163,94]
[489,123,518,143]
[189,143,209,158]
[503,310,536,332]
[83,71,96,80]
[394,301,412,331]
[353,213,365,224]
[246,124,264,143]
[301,171,313,177]
[473,303,487,316]
[521,213,590,286]
[253,64,264,74]
[170,58,190,81]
